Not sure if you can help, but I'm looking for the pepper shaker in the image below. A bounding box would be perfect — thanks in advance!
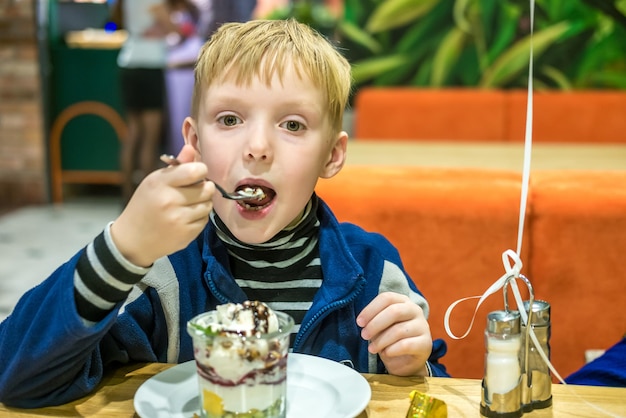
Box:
[521,300,552,411]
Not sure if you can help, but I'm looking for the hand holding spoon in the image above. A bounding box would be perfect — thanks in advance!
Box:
[159,154,265,201]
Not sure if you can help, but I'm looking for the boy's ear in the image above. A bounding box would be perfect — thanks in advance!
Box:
[320,131,348,179]
[182,117,202,161]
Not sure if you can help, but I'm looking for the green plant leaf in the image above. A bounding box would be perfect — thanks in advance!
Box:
[343,0,370,24]
[479,21,572,87]
[453,0,473,32]
[376,27,449,85]
[485,4,522,65]
[351,54,411,85]
[411,59,434,85]
[463,0,487,69]
[366,0,439,33]
[338,21,382,54]
[431,27,468,86]
[587,70,626,88]
[539,65,573,89]
[342,0,626,90]
[391,0,454,53]
[571,23,626,86]
[373,59,416,85]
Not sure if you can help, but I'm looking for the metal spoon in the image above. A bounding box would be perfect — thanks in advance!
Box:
[159,154,265,201]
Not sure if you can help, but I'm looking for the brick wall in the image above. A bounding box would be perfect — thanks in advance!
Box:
[0,0,46,212]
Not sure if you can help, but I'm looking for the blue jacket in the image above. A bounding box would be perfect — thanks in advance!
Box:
[565,337,626,387]
[0,199,448,408]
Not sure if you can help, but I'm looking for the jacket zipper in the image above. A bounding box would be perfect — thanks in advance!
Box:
[293,274,366,350]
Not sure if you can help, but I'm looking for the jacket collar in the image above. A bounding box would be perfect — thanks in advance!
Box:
[199,197,365,305]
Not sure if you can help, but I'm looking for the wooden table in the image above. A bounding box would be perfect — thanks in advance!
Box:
[1,362,625,417]
[345,140,626,171]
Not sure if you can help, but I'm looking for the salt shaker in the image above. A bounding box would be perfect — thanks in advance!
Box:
[521,300,552,411]
[480,310,522,418]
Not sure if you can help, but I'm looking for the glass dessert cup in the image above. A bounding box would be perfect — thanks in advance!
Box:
[187,310,294,418]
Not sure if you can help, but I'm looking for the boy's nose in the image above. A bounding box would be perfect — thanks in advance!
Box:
[244,129,273,162]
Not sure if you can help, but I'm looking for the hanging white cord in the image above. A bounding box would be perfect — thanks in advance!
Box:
[441,0,560,378]
[442,0,568,382]
[443,0,536,347]
[442,2,624,415]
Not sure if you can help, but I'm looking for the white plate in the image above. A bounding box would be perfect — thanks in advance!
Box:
[134,353,371,418]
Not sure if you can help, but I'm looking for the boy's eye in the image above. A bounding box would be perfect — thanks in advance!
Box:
[219,115,242,126]
[281,120,303,132]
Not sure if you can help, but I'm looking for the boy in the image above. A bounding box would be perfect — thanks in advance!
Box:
[0,19,447,408]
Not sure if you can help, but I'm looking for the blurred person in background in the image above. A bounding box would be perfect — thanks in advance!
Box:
[155,0,257,155]
[151,0,204,155]
[111,0,167,204]
[205,0,257,35]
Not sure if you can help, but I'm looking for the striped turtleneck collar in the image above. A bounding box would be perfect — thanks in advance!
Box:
[210,194,320,262]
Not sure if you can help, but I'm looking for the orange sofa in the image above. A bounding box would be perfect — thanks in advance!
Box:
[353,88,626,143]
[315,165,626,380]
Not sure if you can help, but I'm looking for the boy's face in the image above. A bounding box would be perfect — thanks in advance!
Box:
[183,64,348,244]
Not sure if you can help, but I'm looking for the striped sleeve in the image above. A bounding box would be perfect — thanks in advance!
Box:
[74,222,150,326]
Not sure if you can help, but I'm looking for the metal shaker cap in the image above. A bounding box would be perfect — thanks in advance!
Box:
[487,310,521,335]
[523,300,551,326]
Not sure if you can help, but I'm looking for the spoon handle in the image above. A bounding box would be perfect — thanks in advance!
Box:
[158,154,248,200]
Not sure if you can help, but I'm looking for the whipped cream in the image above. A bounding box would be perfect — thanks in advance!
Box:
[215,300,279,337]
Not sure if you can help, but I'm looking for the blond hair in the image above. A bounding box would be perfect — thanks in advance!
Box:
[192,19,352,134]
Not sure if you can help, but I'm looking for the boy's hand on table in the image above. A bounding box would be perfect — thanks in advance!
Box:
[111,145,215,267]
[357,292,433,377]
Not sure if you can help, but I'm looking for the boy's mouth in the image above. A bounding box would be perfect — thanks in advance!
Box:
[235,185,275,211]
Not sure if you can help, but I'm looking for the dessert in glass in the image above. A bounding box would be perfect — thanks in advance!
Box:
[187,301,294,418]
